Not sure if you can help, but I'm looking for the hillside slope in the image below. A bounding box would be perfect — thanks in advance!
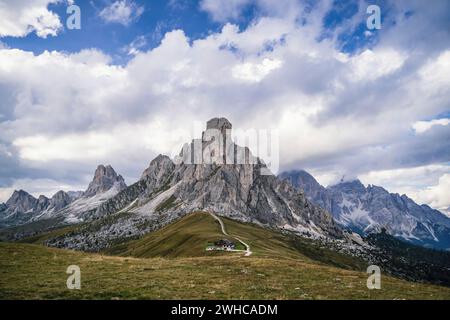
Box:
[39,211,450,286]
[106,212,245,258]
[1,242,450,300]
[106,212,310,260]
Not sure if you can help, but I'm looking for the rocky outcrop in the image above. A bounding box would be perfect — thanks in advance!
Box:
[279,170,330,210]
[84,165,127,197]
[36,195,50,212]
[48,118,343,251]
[67,191,83,201]
[44,165,128,224]
[6,190,39,214]
[49,191,72,211]
[0,190,40,226]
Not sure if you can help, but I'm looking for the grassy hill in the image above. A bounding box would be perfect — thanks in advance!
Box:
[105,212,307,258]
[1,212,450,299]
[105,212,245,258]
[1,241,450,299]
[105,212,366,271]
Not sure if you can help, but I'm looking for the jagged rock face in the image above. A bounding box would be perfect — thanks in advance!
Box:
[0,165,127,229]
[36,195,50,212]
[157,160,338,236]
[67,191,83,201]
[84,165,127,197]
[48,166,127,224]
[56,118,342,251]
[0,190,41,227]
[281,170,450,250]
[206,117,232,132]
[279,170,330,210]
[0,190,59,227]
[6,190,38,213]
[49,191,72,211]
[279,170,322,195]
[137,121,341,238]
[141,154,175,181]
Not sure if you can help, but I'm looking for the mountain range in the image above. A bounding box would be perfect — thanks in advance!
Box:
[0,164,127,228]
[0,117,449,254]
[42,117,344,251]
[279,170,450,250]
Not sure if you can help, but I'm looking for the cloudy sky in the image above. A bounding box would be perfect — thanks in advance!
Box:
[0,0,449,213]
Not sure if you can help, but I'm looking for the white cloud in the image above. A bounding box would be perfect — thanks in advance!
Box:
[232,58,282,82]
[13,133,120,162]
[346,49,406,82]
[0,0,62,38]
[359,164,450,212]
[99,0,144,26]
[413,118,450,134]
[413,173,450,212]
[12,118,189,163]
[0,1,449,212]
[418,50,450,93]
[200,0,251,22]
[359,164,450,192]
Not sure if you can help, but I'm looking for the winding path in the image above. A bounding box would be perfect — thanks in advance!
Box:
[209,212,252,256]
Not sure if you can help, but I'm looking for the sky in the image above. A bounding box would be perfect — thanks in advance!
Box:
[0,0,449,214]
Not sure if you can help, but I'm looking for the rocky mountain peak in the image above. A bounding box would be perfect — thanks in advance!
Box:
[206,117,232,133]
[200,117,234,164]
[94,164,115,179]
[367,184,386,191]
[7,189,33,202]
[51,190,69,200]
[84,164,127,197]
[67,191,83,201]
[284,169,450,250]
[141,154,175,180]
[332,179,366,194]
[278,170,330,213]
[49,190,72,211]
[279,170,323,193]
[5,190,38,213]
[149,154,174,169]
[0,169,127,228]
[172,120,342,237]
[65,118,343,251]
[36,195,50,211]
[178,118,259,168]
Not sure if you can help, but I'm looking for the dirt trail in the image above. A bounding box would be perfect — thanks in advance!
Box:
[209,212,252,256]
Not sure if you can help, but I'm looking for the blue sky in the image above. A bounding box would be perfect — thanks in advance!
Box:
[2,0,257,61]
[2,0,385,58]
[3,1,209,59]
[0,0,449,213]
